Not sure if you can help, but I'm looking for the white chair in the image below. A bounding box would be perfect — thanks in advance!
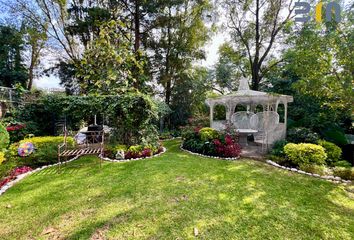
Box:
[231,111,256,130]
[251,111,280,151]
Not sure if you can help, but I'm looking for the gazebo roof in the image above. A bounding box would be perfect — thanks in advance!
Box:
[206,78,293,106]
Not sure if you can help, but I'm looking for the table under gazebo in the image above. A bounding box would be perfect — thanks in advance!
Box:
[205,78,293,149]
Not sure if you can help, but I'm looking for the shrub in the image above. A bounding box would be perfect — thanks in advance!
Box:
[318,140,342,166]
[270,140,288,157]
[8,136,75,167]
[183,129,241,158]
[0,123,10,150]
[299,164,326,176]
[199,127,219,142]
[334,160,352,168]
[284,143,327,166]
[159,132,172,140]
[212,134,241,158]
[287,127,319,143]
[123,144,162,159]
[333,167,354,180]
[0,151,5,164]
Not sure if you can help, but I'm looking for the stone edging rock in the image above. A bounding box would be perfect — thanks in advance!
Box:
[266,160,352,184]
[0,147,167,196]
[100,147,166,162]
[180,145,240,161]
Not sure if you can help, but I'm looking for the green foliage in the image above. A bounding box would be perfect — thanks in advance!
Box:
[334,160,352,168]
[11,93,159,145]
[318,140,342,166]
[0,123,10,150]
[199,127,219,142]
[128,145,144,154]
[0,151,5,164]
[0,25,28,87]
[321,126,348,146]
[264,18,354,139]
[284,143,327,166]
[299,164,326,176]
[270,140,288,157]
[115,145,127,152]
[8,136,75,167]
[169,67,213,127]
[76,20,146,94]
[287,127,319,144]
[215,42,250,92]
[333,167,354,180]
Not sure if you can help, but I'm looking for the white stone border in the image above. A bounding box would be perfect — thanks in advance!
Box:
[266,160,352,184]
[180,145,240,161]
[100,147,166,162]
[0,147,167,196]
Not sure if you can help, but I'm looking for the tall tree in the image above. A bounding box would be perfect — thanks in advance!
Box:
[266,14,354,140]
[149,0,213,105]
[0,25,28,87]
[75,20,145,94]
[22,21,48,90]
[222,0,295,90]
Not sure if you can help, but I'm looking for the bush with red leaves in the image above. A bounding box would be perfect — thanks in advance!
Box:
[212,134,241,158]
[6,124,26,132]
[0,166,33,189]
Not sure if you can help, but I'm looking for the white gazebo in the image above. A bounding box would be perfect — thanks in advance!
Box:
[205,78,293,147]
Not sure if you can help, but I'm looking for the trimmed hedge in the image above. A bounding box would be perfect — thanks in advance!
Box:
[199,128,219,142]
[284,143,327,166]
[333,167,354,180]
[7,136,75,167]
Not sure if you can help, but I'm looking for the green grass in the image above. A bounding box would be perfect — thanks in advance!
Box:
[0,139,353,239]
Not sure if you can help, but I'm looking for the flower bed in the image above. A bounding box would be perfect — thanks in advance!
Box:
[269,140,354,181]
[266,160,352,184]
[0,166,33,189]
[182,127,241,159]
[101,147,166,162]
[103,143,165,161]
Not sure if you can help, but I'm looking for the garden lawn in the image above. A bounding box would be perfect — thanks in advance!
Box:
[0,139,353,240]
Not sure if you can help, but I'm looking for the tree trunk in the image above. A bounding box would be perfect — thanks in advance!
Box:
[27,48,37,90]
[252,0,260,91]
[134,0,140,53]
[133,0,141,89]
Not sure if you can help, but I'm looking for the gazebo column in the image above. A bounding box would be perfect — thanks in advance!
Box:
[209,103,215,128]
[226,102,236,124]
